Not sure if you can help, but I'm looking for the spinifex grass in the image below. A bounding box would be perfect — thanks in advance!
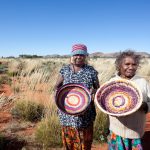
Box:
[35,114,62,149]
[94,110,109,143]
[11,100,45,122]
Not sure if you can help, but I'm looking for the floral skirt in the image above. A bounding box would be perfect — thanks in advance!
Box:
[108,131,143,150]
[62,123,93,150]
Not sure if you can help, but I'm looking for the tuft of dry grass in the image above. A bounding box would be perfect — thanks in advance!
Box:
[11,100,45,122]
[94,110,109,143]
[35,115,62,149]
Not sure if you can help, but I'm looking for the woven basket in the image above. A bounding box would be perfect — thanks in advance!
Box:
[55,83,91,115]
[95,79,142,116]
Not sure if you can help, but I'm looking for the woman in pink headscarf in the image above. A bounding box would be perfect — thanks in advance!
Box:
[54,44,100,150]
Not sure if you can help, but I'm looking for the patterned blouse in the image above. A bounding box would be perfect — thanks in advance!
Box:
[58,64,98,128]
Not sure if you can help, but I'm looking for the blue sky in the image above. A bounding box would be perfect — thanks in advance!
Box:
[0,0,150,57]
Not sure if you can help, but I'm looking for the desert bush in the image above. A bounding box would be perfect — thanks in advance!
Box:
[0,75,11,85]
[0,63,8,74]
[93,110,109,143]
[35,115,62,149]
[11,100,45,122]
[6,59,25,76]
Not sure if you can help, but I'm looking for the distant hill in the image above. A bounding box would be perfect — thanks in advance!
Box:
[44,51,150,58]
[1,51,150,59]
[89,51,150,58]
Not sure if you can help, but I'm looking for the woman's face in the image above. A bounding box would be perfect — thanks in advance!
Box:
[71,54,86,66]
[119,56,138,79]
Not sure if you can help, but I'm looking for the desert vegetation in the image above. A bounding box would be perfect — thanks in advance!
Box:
[0,57,150,149]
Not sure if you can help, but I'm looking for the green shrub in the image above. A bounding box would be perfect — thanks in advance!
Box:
[11,101,45,122]
[35,115,62,149]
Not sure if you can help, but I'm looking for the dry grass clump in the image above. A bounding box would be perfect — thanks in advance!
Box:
[137,58,150,81]
[94,110,109,143]
[0,62,8,74]
[11,100,45,122]
[34,99,62,148]
[0,75,11,85]
[0,94,14,109]
[6,59,25,76]
[89,58,116,84]
[35,115,62,149]
[10,59,63,111]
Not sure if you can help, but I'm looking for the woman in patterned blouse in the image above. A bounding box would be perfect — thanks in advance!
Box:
[54,44,100,150]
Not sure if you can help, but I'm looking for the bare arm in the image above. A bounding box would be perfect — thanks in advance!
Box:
[53,74,64,91]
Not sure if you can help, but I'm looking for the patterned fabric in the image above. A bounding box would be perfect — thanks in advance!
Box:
[108,131,143,150]
[62,123,93,150]
[58,64,98,128]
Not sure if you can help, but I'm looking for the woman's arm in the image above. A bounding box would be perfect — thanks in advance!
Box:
[53,74,64,91]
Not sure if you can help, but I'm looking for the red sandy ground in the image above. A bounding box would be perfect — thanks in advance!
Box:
[0,84,150,150]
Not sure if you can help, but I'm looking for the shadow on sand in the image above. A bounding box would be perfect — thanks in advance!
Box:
[0,136,26,150]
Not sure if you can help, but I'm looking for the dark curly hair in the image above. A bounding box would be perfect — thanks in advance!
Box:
[115,50,141,72]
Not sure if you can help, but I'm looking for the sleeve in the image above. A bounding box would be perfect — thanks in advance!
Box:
[91,68,99,83]
[90,67,100,89]
[59,65,65,77]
